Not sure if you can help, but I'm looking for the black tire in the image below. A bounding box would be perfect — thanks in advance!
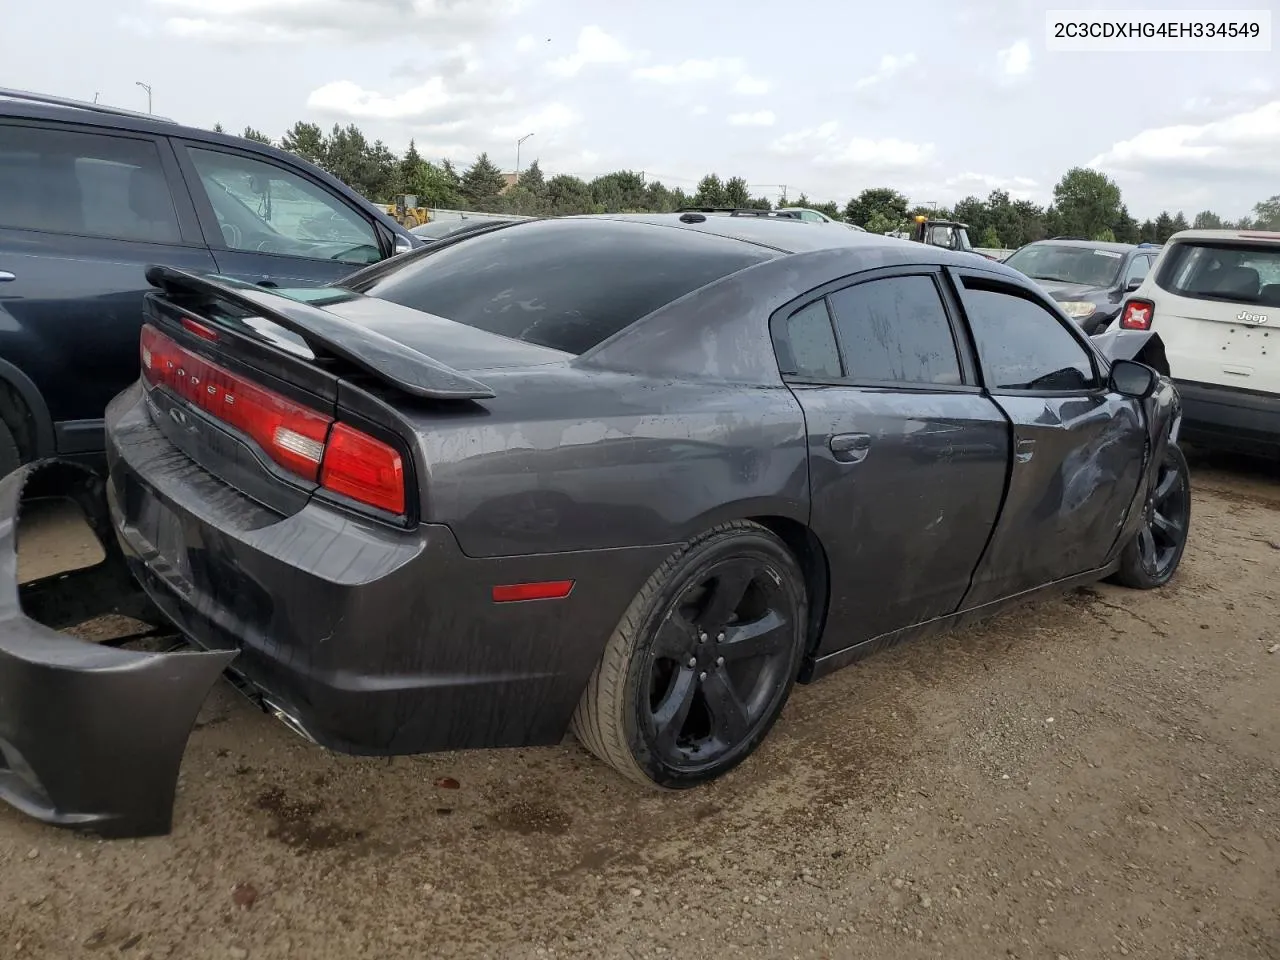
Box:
[0,419,21,481]
[1109,443,1191,589]
[571,520,808,789]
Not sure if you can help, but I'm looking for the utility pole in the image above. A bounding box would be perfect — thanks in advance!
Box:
[135,81,152,114]
[515,132,534,182]
[93,91,100,103]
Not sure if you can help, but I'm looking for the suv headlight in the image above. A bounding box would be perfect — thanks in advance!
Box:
[1059,301,1097,319]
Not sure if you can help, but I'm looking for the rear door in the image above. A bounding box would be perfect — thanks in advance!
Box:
[1146,237,1280,394]
[0,119,215,455]
[952,270,1147,606]
[173,140,389,289]
[773,267,1010,653]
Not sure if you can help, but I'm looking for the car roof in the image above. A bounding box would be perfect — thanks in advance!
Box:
[575,211,976,257]
[1,89,356,191]
[1164,228,1280,245]
[1023,238,1143,254]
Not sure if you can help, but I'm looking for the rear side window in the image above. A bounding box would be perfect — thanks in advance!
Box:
[826,275,963,385]
[1155,240,1280,306]
[778,300,842,378]
[0,124,180,243]
[350,218,775,355]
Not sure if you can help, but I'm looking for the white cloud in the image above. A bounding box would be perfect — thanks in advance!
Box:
[515,35,535,53]
[632,57,769,95]
[306,78,514,122]
[1090,100,1280,178]
[148,0,522,44]
[690,105,710,117]
[728,110,776,127]
[853,53,918,91]
[942,171,1041,201]
[546,25,632,77]
[997,39,1031,78]
[770,122,935,171]
[492,103,580,139]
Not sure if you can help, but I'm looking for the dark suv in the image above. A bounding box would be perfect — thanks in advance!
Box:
[0,88,419,475]
[1002,238,1162,335]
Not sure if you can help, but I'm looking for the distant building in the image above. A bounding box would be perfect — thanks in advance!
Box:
[500,172,518,194]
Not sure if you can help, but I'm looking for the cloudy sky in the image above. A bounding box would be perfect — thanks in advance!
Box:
[4,0,1277,219]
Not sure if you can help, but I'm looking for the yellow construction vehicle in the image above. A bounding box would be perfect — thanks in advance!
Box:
[382,195,430,228]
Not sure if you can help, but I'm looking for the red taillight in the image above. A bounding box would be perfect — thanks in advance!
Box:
[181,316,219,342]
[320,422,405,515]
[140,323,408,515]
[1119,298,1154,331]
[491,580,575,603]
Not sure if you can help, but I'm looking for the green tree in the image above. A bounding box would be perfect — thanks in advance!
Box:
[693,174,727,207]
[844,188,908,228]
[1138,219,1158,243]
[460,152,507,208]
[590,171,647,211]
[723,176,751,208]
[1170,211,1189,234]
[1112,206,1139,244]
[979,225,1002,248]
[1193,210,1224,230]
[280,122,327,167]
[410,160,464,208]
[517,159,546,196]
[242,126,272,145]
[1093,226,1116,242]
[864,211,896,235]
[1153,211,1175,243]
[1252,195,1280,230]
[545,174,593,215]
[212,122,226,134]
[1052,167,1123,240]
[396,139,423,196]
[953,196,991,238]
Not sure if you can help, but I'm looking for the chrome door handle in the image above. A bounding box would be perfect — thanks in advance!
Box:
[0,271,15,282]
[829,433,871,463]
[1015,438,1036,463]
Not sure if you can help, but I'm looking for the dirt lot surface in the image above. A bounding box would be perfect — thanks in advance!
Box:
[2,451,1278,960]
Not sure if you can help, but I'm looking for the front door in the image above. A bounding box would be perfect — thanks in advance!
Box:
[772,269,1010,653]
[952,270,1147,606]
[175,141,387,289]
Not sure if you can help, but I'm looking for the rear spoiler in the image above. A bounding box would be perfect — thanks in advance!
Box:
[143,266,496,401]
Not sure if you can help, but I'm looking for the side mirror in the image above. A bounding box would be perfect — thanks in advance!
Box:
[1125,276,1144,292]
[1109,358,1158,399]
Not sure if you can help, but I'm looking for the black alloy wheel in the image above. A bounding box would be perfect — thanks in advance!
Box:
[1111,443,1192,589]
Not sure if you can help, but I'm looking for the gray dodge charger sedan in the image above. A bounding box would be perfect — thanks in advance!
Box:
[0,212,1189,838]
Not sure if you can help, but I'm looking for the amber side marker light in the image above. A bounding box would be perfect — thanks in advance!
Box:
[492,580,575,603]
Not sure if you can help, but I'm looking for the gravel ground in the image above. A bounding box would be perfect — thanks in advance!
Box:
[1,449,1277,960]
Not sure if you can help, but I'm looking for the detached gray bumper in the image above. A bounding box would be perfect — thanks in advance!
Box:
[0,460,234,838]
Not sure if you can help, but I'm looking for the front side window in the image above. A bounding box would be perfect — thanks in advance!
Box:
[825,275,963,385]
[1123,254,1151,287]
[1156,240,1280,305]
[961,280,1098,391]
[187,147,380,265]
[0,124,179,243]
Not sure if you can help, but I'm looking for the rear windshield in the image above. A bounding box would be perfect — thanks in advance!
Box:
[346,218,775,355]
[1155,240,1280,306]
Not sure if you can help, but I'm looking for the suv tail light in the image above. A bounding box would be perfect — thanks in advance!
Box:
[140,323,406,515]
[1119,298,1154,330]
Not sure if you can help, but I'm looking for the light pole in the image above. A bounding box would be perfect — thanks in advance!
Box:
[515,132,534,182]
[135,81,152,114]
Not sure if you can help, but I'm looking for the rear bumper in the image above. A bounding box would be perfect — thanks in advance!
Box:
[0,460,234,838]
[105,383,670,757]
[1174,379,1280,457]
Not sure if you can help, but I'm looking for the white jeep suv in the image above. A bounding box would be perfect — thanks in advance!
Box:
[1118,229,1280,458]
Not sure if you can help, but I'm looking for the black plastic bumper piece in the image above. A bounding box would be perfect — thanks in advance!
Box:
[0,460,235,838]
[1175,379,1280,457]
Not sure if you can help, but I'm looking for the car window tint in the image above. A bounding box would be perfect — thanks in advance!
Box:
[1124,254,1150,285]
[779,300,842,378]
[961,281,1097,391]
[1156,240,1280,305]
[826,275,963,385]
[0,124,179,243]
[350,218,776,355]
[187,147,380,265]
